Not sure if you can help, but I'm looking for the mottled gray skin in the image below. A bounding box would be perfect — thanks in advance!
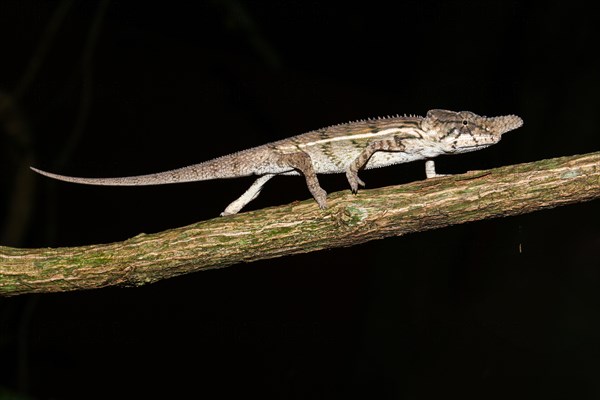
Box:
[31,109,523,215]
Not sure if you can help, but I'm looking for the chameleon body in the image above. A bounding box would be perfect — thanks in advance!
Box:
[31,109,523,215]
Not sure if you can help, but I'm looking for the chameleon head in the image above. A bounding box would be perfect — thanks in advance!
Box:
[421,109,524,154]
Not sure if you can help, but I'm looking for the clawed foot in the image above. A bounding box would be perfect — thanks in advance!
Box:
[313,187,328,209]
[346,169,365,193]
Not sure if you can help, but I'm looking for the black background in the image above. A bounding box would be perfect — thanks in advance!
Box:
[1,0,599,398]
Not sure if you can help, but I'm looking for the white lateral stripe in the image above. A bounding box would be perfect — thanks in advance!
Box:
[297,127,404,148]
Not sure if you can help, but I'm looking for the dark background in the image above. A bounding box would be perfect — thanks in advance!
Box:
[1,0,598,398]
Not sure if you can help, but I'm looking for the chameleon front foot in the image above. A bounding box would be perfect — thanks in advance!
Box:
[345,169,365,193]
[425,160,450,179]
[313,187,328,209]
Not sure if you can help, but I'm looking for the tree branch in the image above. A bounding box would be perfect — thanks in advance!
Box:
[1,151,599,297]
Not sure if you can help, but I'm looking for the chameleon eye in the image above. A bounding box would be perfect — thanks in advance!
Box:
[462,120,468,126]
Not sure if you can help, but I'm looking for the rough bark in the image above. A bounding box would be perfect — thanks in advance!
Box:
[1,151,599,297]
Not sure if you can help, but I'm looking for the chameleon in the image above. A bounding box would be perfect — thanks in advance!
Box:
[31,109,523,216]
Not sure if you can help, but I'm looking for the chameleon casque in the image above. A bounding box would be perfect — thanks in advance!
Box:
[31,109,523,215]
